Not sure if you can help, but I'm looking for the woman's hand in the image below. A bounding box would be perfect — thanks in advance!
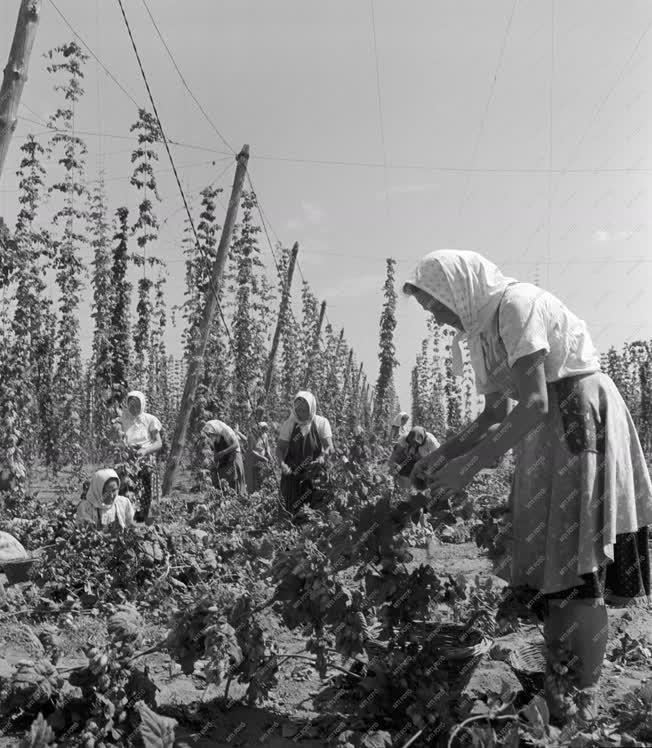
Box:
[280,462,292,476]
[410,452,443,489]
[427,456,475,494]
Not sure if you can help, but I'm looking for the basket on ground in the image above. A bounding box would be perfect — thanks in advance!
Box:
[365,620,492,695]
[1,556,38,584]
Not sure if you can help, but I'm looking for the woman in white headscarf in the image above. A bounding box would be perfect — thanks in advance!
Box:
[76,468,135,529]
[390,412,410,442]
[201,419,247,496]
[276,391,334,516]
[403,249,652,722]
[117,390,163,522]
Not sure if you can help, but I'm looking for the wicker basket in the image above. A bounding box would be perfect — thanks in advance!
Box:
[505,642,547,674]
[2,556,37,585]
[364,621,492,694]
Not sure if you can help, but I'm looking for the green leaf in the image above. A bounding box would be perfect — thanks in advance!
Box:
[19,713,56,748]
[136,701,177,748]
[360,730,392,748]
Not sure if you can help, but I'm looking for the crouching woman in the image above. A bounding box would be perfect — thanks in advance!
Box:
[76,469,136,530]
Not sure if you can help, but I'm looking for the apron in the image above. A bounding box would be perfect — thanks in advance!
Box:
[485,285,652,604]
[211,435,246,495]
[280,421,324,515]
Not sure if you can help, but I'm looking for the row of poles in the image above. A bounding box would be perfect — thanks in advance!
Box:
[0,0,375,497]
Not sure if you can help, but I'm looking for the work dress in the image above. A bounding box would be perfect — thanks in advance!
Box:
[481,283,652,606]
[244,431,271,494]
[280,421,325,515]
[121,413,162,522]
[210,432,247,496]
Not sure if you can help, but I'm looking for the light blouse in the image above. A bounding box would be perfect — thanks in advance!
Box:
[278,414,333,443]
[123,413,162,450]
[476,282,601,398]
[76,495,136,529]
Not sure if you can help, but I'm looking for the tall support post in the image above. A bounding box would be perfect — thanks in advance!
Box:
[162,145,250,496]
[304,299,327,387]
[263,242,298,399]
[0,0,42,181]
[341,348,354,397]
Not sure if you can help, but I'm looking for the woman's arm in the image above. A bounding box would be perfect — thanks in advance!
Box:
[414,392,510,475]
[319,436,334,456]
[427,352,548,496]
[276,440,289,468]
[214,442,239,461]
[452,352,547,479]
[139,430,162,457]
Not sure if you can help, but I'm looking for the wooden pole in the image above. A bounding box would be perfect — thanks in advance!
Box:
[325,328,344,389]
[341,348,353,397]
[162,145,250,496]
[304,299,327,386]
[263,242,298,398]
[0,0,42,182]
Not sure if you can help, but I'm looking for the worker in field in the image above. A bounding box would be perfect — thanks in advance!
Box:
[388,426,440,490]
[116,390,163,522]
[389,411,410,442]
[76,468,136,529]
[244,421,272,493]
[276,390,334,517]
[201,419,247,496]
[404,249,652,723]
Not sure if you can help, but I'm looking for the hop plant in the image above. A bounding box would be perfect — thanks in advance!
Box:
[6,659,62,711]
[107,603,144,647]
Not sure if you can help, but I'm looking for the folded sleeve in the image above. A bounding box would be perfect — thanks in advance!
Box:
[76,501,95,525]
[499,289,551,368]
[317,416,333,441]
[146,414,162,434]
[278,418,293,442]
[122,497,136,527]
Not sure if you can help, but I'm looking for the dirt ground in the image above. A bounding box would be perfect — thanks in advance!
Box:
[1,537,650,747]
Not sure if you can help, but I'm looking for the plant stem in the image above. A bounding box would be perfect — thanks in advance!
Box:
[446,713,519,748]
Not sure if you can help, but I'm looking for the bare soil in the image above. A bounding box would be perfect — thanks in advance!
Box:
[1,537,650,747]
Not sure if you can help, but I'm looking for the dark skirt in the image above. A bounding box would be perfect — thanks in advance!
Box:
[211,452,247,496]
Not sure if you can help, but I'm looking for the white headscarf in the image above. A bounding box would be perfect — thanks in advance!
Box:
[121,390,147,429]
[408,250,518,382]
[289,390,317,436]
[85,468,121,509]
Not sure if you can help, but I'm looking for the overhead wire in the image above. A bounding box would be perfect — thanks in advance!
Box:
[47,0,141,109]
[139,0,235,155]
[115,0,269,425]
[457,0,518,229]
[369,0,391,249]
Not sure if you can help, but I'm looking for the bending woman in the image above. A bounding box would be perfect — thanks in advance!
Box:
[388,426,439,489]
[118,390,162,522]
[76,469,135,529]
[201,419,247,496]
[276,391,333,515]
[404,249,652,722]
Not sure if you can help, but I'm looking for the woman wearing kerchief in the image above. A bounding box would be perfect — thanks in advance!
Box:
[201,419,247,496]
[118,390,163,522]
[403,249,652,722]
[244,422,272,494]
[388,426,440,489]
[390,412,411,443]
[76,468,135,529]
[276,391,334,515]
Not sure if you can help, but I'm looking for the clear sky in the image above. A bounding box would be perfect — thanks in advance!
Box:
[1,0,651,411]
